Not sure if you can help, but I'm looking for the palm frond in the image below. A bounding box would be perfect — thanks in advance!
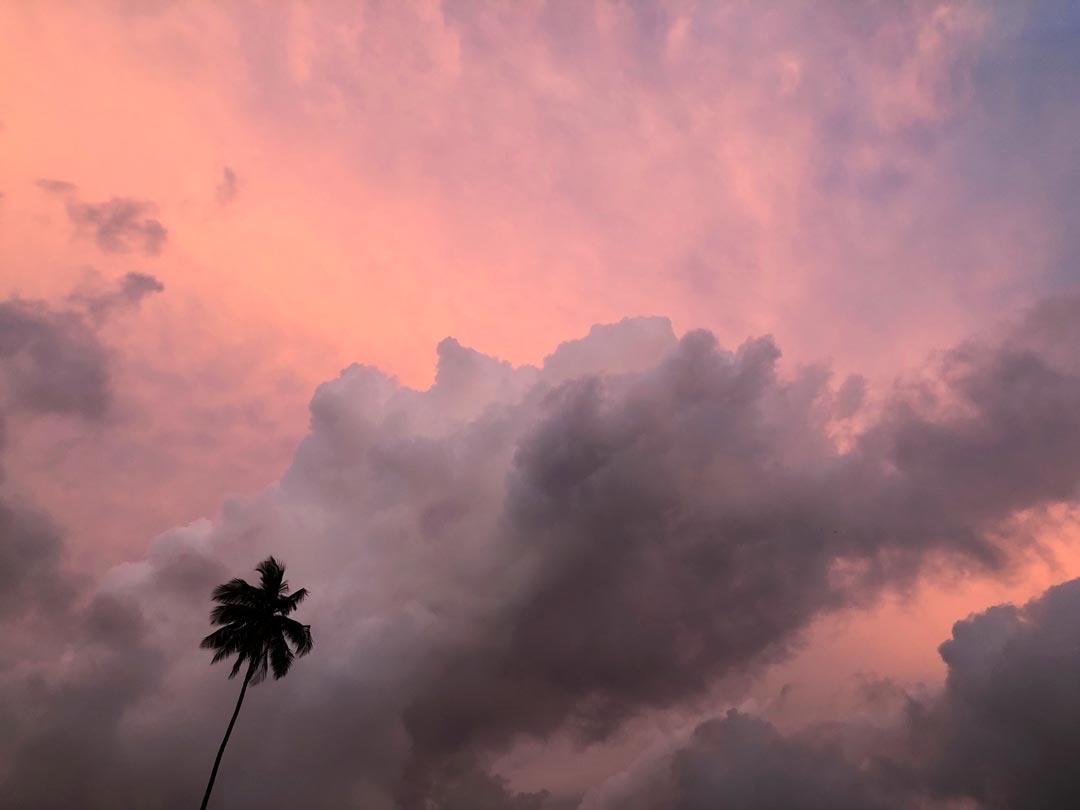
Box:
[209,602,262,627]
[211,579,264,607]
[269,633,294,679]
[204,556,311,687]
[212,644,243,665]
[279,588,308,615]
[229,654,248,680]
[279,617,314,657]
[256,556,287,596]
[201,624,245,652]
[248,653,270,686]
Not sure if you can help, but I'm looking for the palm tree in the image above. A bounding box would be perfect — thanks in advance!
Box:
[198,556,313,810]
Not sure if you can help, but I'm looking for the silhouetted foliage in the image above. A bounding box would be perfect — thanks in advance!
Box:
[198,557,312,809]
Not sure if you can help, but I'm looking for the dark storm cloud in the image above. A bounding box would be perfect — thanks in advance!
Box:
[400,756,561,810]
[0,592,167,810]
[918,577,1080,809]
[0,541,227,809]
[4,290,1080,808]
[584,710,911,810]
[647,710,906,810]
[65,197,168,256]
[586,575,1080,810]
[399,308,1080,776]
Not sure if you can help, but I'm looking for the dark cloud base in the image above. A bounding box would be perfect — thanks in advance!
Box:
[591,576,1080,810]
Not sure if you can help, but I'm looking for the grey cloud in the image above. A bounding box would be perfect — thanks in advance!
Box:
[215,167,238,205]
[1,592,166,809]
[65,197,168,256]
[35,178,77,195]
[0,299,111,420]
[399,756,564,810]
[0,273,163,419]
[70,271,166,325]
[539,317,678,384]
[36,178,168,255]
[4,294,1080,807]
[0,534,218,808]
[0,501,76,620]
[832,373,866,419]
[671,710,905,810]
[586,575,1080,810]
[0,275,165,763]
[401,307,1080,774]
[583,710,911,810]
[918,577,1080,809]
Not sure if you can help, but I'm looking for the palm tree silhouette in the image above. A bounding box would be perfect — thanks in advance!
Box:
[198,556,313,810]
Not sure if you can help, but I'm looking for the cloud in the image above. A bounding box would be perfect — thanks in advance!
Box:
[1,3,1079,804]
[604,709,908,810]
[34,179,168,255]
[2,292,1080,807]
[0,500,76,621]
[65,197,168,256]
[0,298,111,420]
[580,708,911,810]
[215,167,238,205]
[399,306,1080,773]
[0,273,164,722]
[69,271,166,325]
[918,577,1080,808]
[584,573,1080,810]
[8,0,1080,401]
[0,589,167,809]
[35,178,77,195]
[0,273,164,419]
[401,756,565,810]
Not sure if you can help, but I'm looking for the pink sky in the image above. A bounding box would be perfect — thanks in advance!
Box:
[3,1,1070,559]
[3,3,1080,807]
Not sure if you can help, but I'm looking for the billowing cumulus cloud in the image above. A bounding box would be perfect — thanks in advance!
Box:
[3,294,1080,807]
[584,708,909,810]
[583,574,1080,810]
[919,576,1080,808]
[0,3,1078,807]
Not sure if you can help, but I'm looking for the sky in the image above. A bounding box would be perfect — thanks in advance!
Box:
[2,1,1080,807]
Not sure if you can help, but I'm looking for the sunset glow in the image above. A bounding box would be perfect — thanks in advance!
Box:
[3,3,1080,808]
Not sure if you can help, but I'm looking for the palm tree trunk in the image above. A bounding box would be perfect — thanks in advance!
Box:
[199,664,254,810]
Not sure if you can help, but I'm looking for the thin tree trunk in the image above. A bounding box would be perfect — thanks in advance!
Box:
[199,664,253,810]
